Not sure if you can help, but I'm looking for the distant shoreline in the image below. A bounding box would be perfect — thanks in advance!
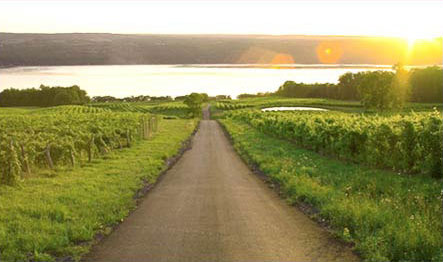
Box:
[2,64,441,70]
[0,65,16,69]
[175,64,394,69]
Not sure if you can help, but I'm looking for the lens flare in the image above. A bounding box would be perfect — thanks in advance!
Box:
[316,42,343,64]
[271,53,295,65]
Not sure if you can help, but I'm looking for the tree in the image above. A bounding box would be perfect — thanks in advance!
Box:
[274,81,338,99]
[357,71,395,111]
[174,95,187,101]
[200,93,209,102]
[409,66,443,103]
[215,95,231,100]
[337,72,362,100]
[53,90,72,106]
[184,93,204,117]
[390,63,410,110]
[0,85,90,107]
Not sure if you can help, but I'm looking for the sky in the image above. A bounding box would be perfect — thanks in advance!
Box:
[0,0,442,39]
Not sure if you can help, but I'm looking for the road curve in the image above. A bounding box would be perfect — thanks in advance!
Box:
[83,119,359,262]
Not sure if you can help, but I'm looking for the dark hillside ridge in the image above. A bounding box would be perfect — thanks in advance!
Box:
[0,33,441,66]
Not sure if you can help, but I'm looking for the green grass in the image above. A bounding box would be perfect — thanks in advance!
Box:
[219,119,442,262]
[0,119,197,262]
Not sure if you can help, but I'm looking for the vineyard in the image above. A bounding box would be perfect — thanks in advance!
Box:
[1,95,441,262]
[219,118,442,262]
[0,111,161,185]
[90,102,190,118]
[0,116,197,261]
[214,97,443,112]
[36,105,111,114]
[215,98,362,111]
[226,109,443,178]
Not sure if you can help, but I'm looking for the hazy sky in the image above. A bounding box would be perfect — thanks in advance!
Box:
[1,0,442,39]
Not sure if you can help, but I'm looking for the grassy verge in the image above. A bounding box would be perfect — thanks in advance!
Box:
[0,119,197,262]
[219,119,442,262]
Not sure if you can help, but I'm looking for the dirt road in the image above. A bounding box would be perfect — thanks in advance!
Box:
[83,118,359,262]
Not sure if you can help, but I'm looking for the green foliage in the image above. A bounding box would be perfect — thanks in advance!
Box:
[227,109,443,178]
[0,111,162,184]
[90,101,191,118]
[34,105,110,114]
[409,66,443,103]
[337,72,363,100]
[184,93,205,116]
[0,119,197,261]
[0,85,90,107]
[215,95,231,100]
[273,66,441,107]
[275,81,340,100]
[215,97,362,112]
[215,102,252,110]
[220,119,442,262]
[92,95,172,103]
[356,65,410,111]
[390,64,411,110]
[237,92,272,99]
[357,71,396,110]
[0,140,21,185]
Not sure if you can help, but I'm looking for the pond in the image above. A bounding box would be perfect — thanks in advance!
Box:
[261,107,329,112]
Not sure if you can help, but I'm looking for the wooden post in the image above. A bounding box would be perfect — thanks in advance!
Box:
[88,136,94,162]
[45,144,54,169]
[140,118,144,139]
[126,129,131,147]
[20,143,31,175]
[154,116,159,132]
[99,136,110,154]
[144,118,148,139]
[118,136,123,149]
[70,148,75,168]
[148,117,153,138]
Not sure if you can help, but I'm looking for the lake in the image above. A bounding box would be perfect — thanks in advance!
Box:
[0,64,390,98]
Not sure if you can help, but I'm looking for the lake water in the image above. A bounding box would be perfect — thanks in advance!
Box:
[0,64,390,98]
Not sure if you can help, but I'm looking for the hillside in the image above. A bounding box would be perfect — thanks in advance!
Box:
[0,33,441,66]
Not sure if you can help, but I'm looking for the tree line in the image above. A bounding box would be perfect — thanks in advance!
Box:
[274,66,442,109]
[0,85,90,107]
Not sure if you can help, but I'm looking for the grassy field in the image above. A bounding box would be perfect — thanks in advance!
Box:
[0,117,197,261]
[220,118,442,262]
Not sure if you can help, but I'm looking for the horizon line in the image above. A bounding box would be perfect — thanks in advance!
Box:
[2,32,435,40]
